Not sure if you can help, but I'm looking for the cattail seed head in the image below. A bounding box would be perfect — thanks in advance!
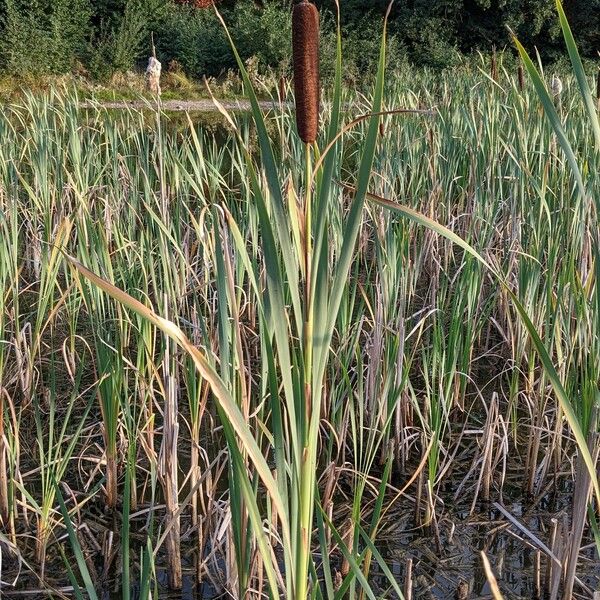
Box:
[278,75,287,104]
[292,0,320,144]
[517,64,524,92]
[490,46,498,83]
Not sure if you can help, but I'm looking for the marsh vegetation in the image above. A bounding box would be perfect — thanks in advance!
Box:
[0,4,599,599]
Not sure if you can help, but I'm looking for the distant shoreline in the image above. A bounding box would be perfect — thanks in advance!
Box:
[81,98,289,112]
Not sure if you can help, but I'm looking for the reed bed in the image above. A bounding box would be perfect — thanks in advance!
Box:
[0,8,599,598]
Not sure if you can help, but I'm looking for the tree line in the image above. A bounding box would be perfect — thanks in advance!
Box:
[0,0,597,80]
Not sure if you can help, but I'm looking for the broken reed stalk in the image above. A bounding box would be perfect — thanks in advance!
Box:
[292,0,320,144]
[545,518,559,598]
[534,550,541,599]
[481,552,504,600]
[0,388,8,526]
[563,427,600,598]
[403,557,413,600]
[162,324,182,589]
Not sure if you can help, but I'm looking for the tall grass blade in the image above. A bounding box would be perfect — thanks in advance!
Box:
[214,7,302,332]
[314,7,389,390]
[55,483,99,600]
[512,37,587,202]
[555,0,600,150]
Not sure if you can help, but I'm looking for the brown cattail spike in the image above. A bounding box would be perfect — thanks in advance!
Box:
[292,0,320,144]
[279,75,286,104]
[518,64,524,92]
[491,46,498,83]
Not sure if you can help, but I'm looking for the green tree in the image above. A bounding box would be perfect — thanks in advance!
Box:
[0,0,92,75]
[88,0,168,78]
[565,0,600,56]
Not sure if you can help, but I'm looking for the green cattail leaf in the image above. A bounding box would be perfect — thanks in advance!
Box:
[363,190,600,507]
[64,252,293,562]
[357,524,405,599]
[214,7,302,334]
[319,510,377,600]
[312,0,343,370]
[55,483,99,600]
[555,0,600,151]
[314,10,389,392]
[512,35,588,203]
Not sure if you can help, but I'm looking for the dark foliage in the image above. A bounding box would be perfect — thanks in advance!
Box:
[0,0,597,80]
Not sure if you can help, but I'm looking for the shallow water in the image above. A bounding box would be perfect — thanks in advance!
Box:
[98,482,599,599]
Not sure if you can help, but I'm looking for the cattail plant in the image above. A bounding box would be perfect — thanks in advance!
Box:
[490,46,498,82]
[292,3,321,597]
[518,63,525,91]
[278,74,287,105]
[292,0,320,144]
[14,2,596,597]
